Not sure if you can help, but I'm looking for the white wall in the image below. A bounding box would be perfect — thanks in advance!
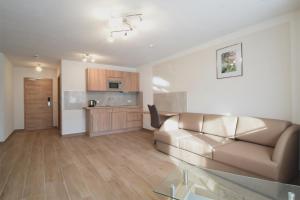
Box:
[13,67,58,129]
[61,59,136,135]
[0,56,3,140]
[291,11,300,124]
[139,16,297,122]
[0,53,14,142]
[138,65,153,110]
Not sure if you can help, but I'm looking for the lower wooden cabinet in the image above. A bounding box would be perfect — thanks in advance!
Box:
[88,108,112,134]
[127,121,142,128]
[126,110,142,128]
[127,112,142,121]
[86,107,142,137]
[112,112,127,130]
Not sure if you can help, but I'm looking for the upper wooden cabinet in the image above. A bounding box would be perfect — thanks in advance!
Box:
[106,70,123,78]
[123,72,139,92]
[86,68,139,92]
[86,68,107,91]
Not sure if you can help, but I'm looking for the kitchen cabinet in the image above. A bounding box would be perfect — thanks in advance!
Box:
[86,68,139,92]
[88,108,112,134]
[112,111,127,130]
[126,108,142,128]
[127,112,142,121]
[127,121,142,128]
[85,106,142,137]
[123,72,139,92]
[106,70,123,78]
[86,68,107,91]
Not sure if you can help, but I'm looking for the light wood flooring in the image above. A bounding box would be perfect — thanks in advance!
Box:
[0,129,180,200]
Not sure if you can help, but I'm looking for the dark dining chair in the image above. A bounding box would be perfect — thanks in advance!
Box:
[148,104,162,129]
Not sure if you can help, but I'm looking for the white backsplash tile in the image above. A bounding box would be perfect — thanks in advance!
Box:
[64,91,139,110]
[87,92,138,107]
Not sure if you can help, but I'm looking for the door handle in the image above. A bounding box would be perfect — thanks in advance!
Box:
[48,97,51,107]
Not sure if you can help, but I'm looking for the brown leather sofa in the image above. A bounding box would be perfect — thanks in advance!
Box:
[154,113,300,183]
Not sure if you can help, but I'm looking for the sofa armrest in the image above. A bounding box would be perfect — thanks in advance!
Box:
[158,115,180,132]
[272,125,300,181]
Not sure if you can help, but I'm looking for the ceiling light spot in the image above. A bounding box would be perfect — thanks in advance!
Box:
[35,65,43,72]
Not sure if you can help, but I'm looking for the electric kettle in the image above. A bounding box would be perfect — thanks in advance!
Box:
[88,100,97,107]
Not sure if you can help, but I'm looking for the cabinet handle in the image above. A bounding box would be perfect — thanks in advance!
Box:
[47,97,51,107]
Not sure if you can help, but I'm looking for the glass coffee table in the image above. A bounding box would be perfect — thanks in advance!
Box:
[154,161,299,200]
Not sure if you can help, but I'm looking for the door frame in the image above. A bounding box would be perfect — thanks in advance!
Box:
[24,78,54,130]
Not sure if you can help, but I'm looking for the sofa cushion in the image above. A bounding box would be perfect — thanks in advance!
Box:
[154,129,196,147]
[179,113,204,132]
[236,117,291,147]
[179,134,234,159]
[213,141,276,179]
[202,114,238,138]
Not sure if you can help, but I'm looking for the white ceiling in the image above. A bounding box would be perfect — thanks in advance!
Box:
[0,0,299,68]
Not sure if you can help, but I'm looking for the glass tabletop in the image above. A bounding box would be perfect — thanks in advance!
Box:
[153,161,299,200]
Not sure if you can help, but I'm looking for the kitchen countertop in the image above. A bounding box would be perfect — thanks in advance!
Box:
[84,105,142,110]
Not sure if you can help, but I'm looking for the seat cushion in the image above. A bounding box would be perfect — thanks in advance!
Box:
[154,129,196,147]
[202,114,238,138]
[213,141,276,179]
[236,117,291,147]
[179,113,204,132]
[179,134,234,159]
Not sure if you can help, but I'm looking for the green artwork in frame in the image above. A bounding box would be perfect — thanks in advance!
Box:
[216,43,243,79]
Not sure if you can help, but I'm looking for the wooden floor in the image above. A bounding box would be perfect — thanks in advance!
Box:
[0,129,180,200]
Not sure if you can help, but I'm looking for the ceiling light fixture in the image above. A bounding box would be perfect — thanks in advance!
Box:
[35,64,43,72]
[82,53,96,63]
[108,13,143,42]
[33,55,43,72]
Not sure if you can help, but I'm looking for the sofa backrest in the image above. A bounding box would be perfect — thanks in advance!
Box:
[202,114,238,138]
[235,116,291,147]
[179,113,204,132]
[178,113,291,147]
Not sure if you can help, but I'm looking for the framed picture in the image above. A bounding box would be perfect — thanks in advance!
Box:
[216,43,243,79]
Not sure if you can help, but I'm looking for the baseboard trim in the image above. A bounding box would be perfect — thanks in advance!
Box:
[0,129,25,143]
[14,129,25,132]
[61,132,87,138]
[142,128,154,134]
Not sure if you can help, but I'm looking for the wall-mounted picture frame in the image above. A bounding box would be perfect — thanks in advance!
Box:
[216,43,243,79]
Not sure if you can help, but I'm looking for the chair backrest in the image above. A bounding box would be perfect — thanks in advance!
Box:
[148,105,161,129]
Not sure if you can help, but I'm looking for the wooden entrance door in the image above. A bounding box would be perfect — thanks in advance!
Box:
[24,78,53,130]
